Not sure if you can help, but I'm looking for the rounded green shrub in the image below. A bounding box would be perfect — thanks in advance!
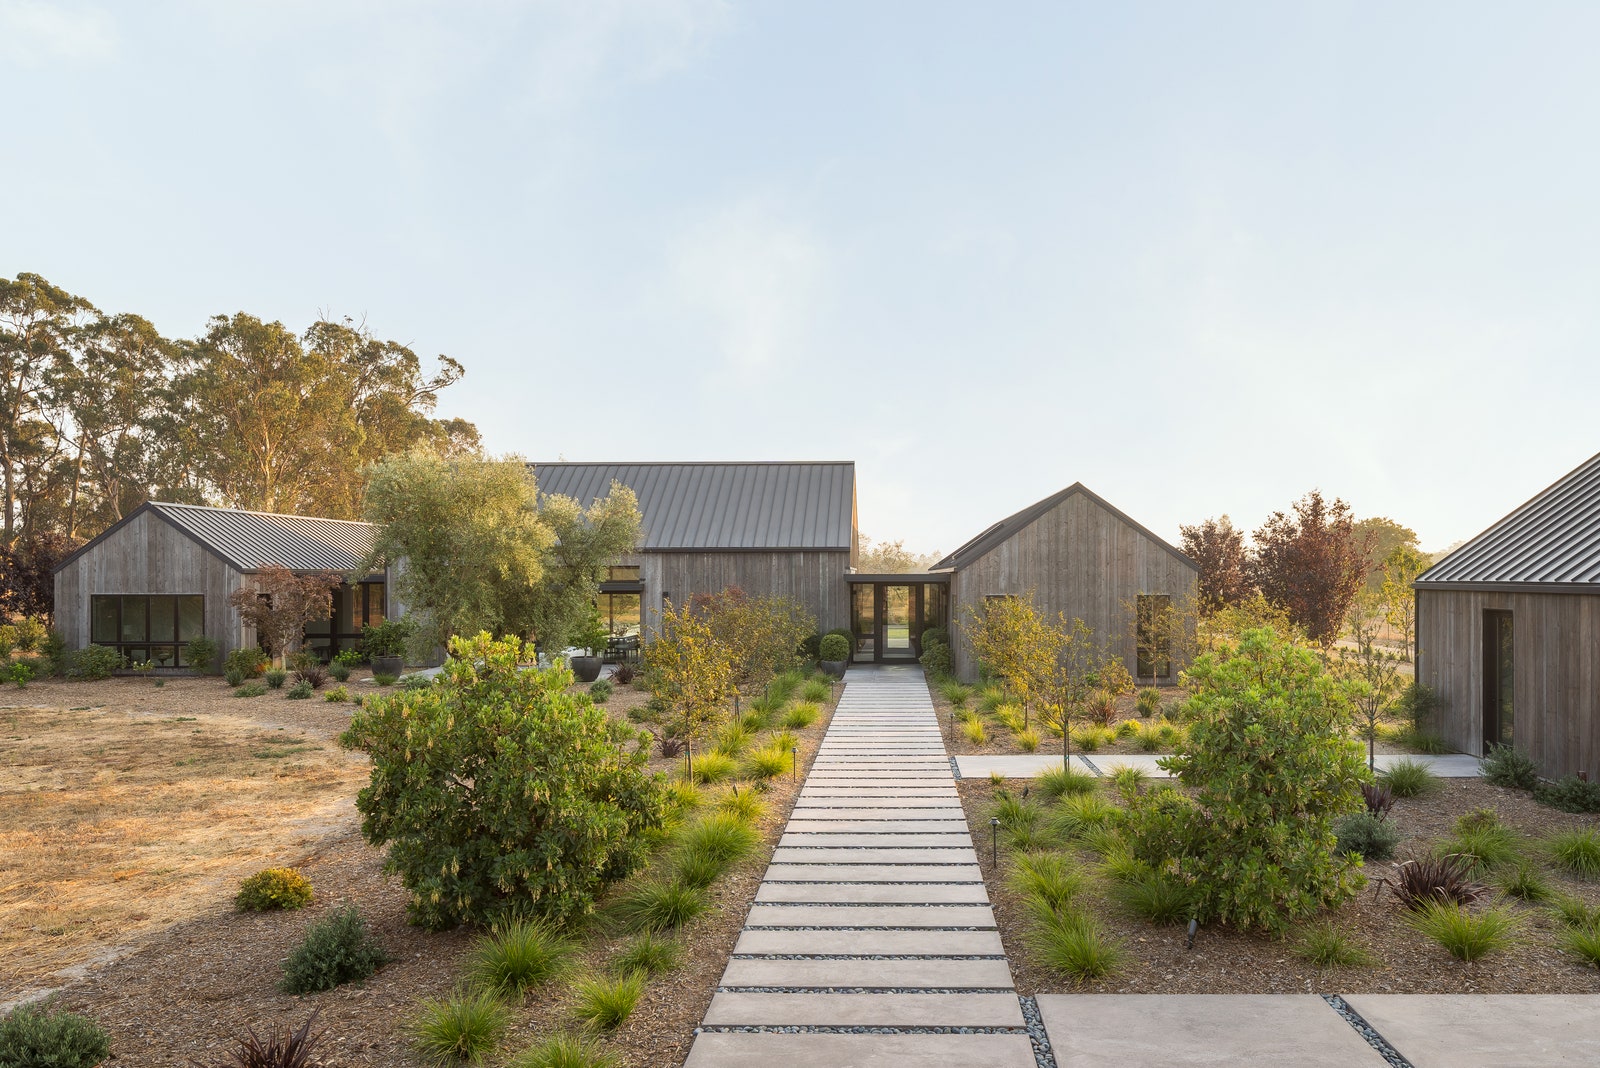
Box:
[279,904,390,994]
[1334,811,1399,861]
[0,1002,110,1068]
[589,678,613,703]
[1480,744,1539,790]
[264,667,288,689]
[328,660,352,683]
[341,634,666,929]
[286,679,314,700]
[63,645,123,681]
[236,867,314,911]
[818,633,850,661]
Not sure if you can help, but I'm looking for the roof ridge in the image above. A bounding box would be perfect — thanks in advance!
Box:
[150,501,374,527]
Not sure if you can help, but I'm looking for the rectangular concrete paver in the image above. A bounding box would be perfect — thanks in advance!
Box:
[1037,994,1389,1067]
[685,1032,1037,1068]
[705,991,1024,1027]
[765,863,983,881]
[755,881,990,903]
[720,956,1015,988]
[733,928,1007,955]
[1342,995,1600,1068]
[771,847,979,864]
[744,903,996,927]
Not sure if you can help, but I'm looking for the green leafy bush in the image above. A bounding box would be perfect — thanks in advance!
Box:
[279,905,390,994]
[342,633,665,929]
[324,685,350,703]
[919,640,953,679]
[409,986,509,1067]
[1378,758,1440,798]
[1546,829,1600,879]
[7,660,35,688]
[264,667,288,689]
[225,647,269,679]
[62,645,122,681]
[1480,744,1538,789]
[572,971,645,1032]
[1125,628,1368,934]
[328,660,352,683]
[588,678,613,703]
[234,682,268,698]
[1534,775,1600,814]
[0,625,12,659]
[1334,811,1399,861]
[818,633,850,661]
[467,921,574,997]
[236,867,314,911]
[12,617,47,652]
[185,636,220,675]
[0,1002,111,1068]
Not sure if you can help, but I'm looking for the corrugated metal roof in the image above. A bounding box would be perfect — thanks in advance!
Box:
[150,502,375,572]
[1416,450,1600,588]
[932,482,1196,573]
[530,462,855,551]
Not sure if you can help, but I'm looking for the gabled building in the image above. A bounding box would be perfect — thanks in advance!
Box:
[932,483,1199,683]
[1415,451,1600,778]
[52,502,390,666]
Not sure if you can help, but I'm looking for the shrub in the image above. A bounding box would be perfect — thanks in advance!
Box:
[279,904,390,994]
[1110,765,1148,799]
[286,680,314,700]
[612,662,636,686]
[0,1002,111,1068]
[7,660,35,688]
[12,617,47,652]
[236,867,314,911]
[1008,853,1082,913]
[1559,924,1600,969]
[62,644,122,681]
[1495,862,1552,903]
[328,661,351,683]
[818,633,850,661]
[573,971,645,1032]
[372,672,398,686]
[342,635,664,929]
[409,986,509,1067]
[657,733,686,759]
[744,746,789,781]
[1378,758,1439,798]
[264,667,289,689]
[995,705,1025,734]
[1534,775,1600,814]
[800,679,829,703]
[1377,855,1486,910]
[1026,909,1123,980]
[919,640,953,679]
[613,881,706,932]
[1036,764,1098,799]
[782,702,820,729]
[1085,690,1117,726]
[467,920,574,997]
[1135,687,1162,717]
[185,636,220,676]
[1016,728,1040,753]
[611,932,682,977]
[1408,900,1517,961]
[1334,812,1399,861]
[689,751,736,785]
[0,624,12,658]
[1546,829,1600,879]
[324,685,350,703]
[225,668,245,687]
[715,787,765,824]
[1126,628,1368,934]
[509,1033,617,1068]
[961,718,987,746]
[200,1011,327,1068]
[400,672,432,691]
[1480,744,1538,789]
[225,647,269,679]
[589,679,613,703]
[294,665,328,690]
[234,682,268,698]
[1294,925,1376,968]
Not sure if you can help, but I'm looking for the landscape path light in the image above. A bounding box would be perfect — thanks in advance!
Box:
[792,746,798,782]
[990,816,999,867]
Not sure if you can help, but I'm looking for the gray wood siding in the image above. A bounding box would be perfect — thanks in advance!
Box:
[53,510,250,655]
[1417,588,1600,778]
[948,492,1198,682]
[639,550,850,636]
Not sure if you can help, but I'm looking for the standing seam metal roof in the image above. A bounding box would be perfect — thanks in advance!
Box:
[151,502,375,572]
[530,462,855,550]
[1415,450,1600,587]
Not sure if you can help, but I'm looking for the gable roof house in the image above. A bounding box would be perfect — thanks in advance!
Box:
[53,502,391,668]
[1415,450,1600,778]
[933,483,1199,684]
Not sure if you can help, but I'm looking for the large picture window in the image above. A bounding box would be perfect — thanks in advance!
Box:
[303,582,387,658]
[90,594,205,668]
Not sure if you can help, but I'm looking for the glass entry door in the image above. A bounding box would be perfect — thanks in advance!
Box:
[881,585,915,659]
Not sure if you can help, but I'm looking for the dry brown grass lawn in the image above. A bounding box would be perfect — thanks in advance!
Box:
[0,702,367,1001]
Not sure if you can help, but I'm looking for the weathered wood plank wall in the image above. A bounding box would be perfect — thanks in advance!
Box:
[1417,588,1600,778]
[640,550,851,635]
[948,492,1197,682]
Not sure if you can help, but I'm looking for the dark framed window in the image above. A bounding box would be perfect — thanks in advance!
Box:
[607,565,641,582]
[89,594,205,668]
[597,592,641,639]
[1136,594,1173,680]
[302,582,387,659]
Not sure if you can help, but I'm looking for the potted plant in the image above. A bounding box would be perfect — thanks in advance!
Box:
[362,618,415,679]
[568,607,609,684]
[818,632,850,678]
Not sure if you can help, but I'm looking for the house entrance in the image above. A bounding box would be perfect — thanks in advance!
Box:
[846,576,949,664]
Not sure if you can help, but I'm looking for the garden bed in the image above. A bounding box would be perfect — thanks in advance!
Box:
[5,670,839,1066]
[958,775,1600,997]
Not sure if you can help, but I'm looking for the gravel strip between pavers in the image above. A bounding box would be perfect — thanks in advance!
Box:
[1018,995,1060,1068]
[1322,995,1416,1068]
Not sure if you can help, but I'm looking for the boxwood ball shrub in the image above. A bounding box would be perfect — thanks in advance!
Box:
[0,1002,111,1068]
[236,867,314,911]
[818,633,850,662]
[341,633,666,929]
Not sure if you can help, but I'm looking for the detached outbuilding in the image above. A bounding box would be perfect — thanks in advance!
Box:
[52,501,391,667]
[1414,451,1600,779]
[931,482,1199,683]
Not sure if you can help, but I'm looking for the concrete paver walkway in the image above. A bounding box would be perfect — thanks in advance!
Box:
[954,751,1484,780]
[684,665,1036,1067]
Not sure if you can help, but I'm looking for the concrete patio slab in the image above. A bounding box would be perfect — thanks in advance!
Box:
[1037,994,1387,1067]
[684,1032,1037,1068]
[704,991,1024,1027]
[1342,995,1600,1068]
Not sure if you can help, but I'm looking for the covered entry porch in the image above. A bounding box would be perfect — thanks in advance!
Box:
[845,574,949,664]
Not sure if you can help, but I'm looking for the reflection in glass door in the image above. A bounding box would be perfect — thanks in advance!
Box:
[882,585,914,658]
[851,584,876,661]
[1484,610,1514,750]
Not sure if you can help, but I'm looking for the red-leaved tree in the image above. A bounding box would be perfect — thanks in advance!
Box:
[1250,492,1371,647]
[1179,515,1251,615]
[227,566,339,663]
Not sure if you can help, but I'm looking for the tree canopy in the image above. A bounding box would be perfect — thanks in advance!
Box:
[1249,491,1371,647]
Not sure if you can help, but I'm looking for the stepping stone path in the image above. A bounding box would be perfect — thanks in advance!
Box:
[685,666,1038,1067]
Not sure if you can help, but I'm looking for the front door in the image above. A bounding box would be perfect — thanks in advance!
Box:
[879,585,916,661]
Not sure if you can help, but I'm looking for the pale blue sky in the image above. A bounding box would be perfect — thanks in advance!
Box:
[5,1,1598,556]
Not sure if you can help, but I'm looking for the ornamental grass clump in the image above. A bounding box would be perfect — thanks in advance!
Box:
[610,932,682,977]
[962,718,987,746]
[1110,868,1195,924]
[1439,818,1522,872]
[688,751,736,785]
[1378,758,1440,798]
[613,881,706,933]
[1495,862,1552,903]
[1546,829,1600,879]
[1048,793,1123,842]
[1293,924,1377,968]
[781,701,820,729]
[1036,764,1098,800]
[1123,628,1369,934]
[1408,900,1517,961]
[743,745,789,781]
[1026,909,1123,981]
[715,787,765,824]
[466,920,574,998]
[572,971,646,1032]
[800,679,830,703]
[1559,924,1600,969]
[409,986,509,1067]
[340,633,665,930]
[1007,853,1083,913]
[509,1033,618,1068]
